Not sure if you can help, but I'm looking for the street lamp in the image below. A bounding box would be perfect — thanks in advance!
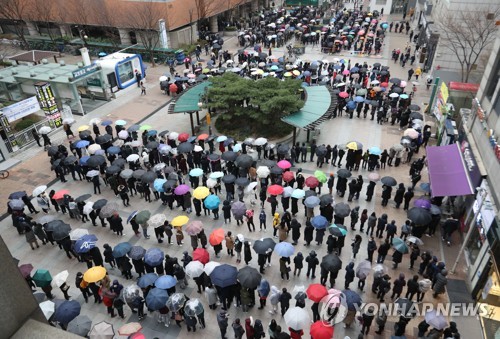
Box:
[451,187,487,274]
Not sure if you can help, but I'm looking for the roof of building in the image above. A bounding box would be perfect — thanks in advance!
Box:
[7,50,59,64]
[172,81,211,112]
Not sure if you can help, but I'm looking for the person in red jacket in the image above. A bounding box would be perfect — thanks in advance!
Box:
[289,327,304,339]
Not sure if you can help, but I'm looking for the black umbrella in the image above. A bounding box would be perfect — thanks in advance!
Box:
[210,264,238,288]
[237,266,262,289]
[277,144,290,155]
[146,141,159,150]
[63,155,78,165]
[9,191,27,199]
[112,158,127,168]
[410,112,423,120]
[221,151,238,162]
[163,180,177,190]
[86,155,106,167]
[373,62,381,67]
[235,154,253,168]
[128,124,140,132]
[329,224,347,236]
[261,160,276,167]
[207,154,220,162]
[270,166,283,175]
[47,146,59,156]
[407,207,432,225]
[334,202,351,217]
[392,87,403,94]
[45,220,67,232]
[164,166,175,174]
[52,223,72,241]
[370,101,380,108]
[320,253,342,271]
[319,194,333,206]
[159,130,169,137]
[394,298,417,318]
[95,135,112,144]
[141,171,157,183]
[315,145,327,156]
[381,176,397,186]
[92,199,108,210]
[305,190,317,198]
[409,104,421,111]
[75,194,92,203]
[252,238,276,254]
[105,165,121,175]
[79,130,91,138]
[168,172,178,180]
[222,174,236,184]
[133,169,146,179]
[51,159,62,169]
[235,177,250,187]
[336,169,352,179]
[177,142,194,153]
[389,78,401,84]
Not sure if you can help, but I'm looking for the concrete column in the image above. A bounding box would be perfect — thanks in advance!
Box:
[26,22,39,36]
[251,0,258,12]
[191,22,198,44]
[210,16,218,33]
[118,28,132,45]
[59,25,72,37]
[265,0,270,8]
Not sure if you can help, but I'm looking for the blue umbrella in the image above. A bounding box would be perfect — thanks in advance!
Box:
[154,275,177,289]
[210,264,238,288]
[350,66,359,72]
[145,287,169,311]
[354,96,365,103]
[333,65,342,69]
[54,300,81,324]
[74,234,98,254]
[274,242,295,257]
[342,289,362,311]
[304,196,320,208]
[106,146,121,154]
[128,245,146,260]
[115,120,127,126]
[112,242,132,258]
[75,140,90,148]
[138,273,159,288]
[189,168,204,177]
[311,215,328,229]
[79,156,90,165]
[8,191,27,199]
[127,211,138,224]
[346,101,357,110]
[223,138,234,146]
[100,120,113,126]
[153,179,167,193]
[147,130,158,136]
[291,189,305,199]
[369,146,382,155]
[204,194,220,210]
[144,248,165,266]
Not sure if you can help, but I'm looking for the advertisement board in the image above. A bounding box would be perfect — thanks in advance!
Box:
[34,82,62,128]
[1,96,41,122]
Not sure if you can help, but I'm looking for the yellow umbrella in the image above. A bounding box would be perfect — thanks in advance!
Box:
[284,72,292,77]
[255,69,264,75]
[83,266,106,283]
[202,68,210,74]
[346,141,361,150]
[193,186,210,200]
[171,215,189,227]
[78,125,90,132]
[292,70,301,76]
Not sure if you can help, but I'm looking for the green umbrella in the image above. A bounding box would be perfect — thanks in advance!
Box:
[314,170,327,184]
[32,269,52,287]
[135,210,151,224]
[139,125,152,131]
[328,224,348,236]
[392,237,409,254]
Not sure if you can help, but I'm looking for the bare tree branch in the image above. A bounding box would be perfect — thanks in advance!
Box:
[0,0,32,46]
[436,7,500,82]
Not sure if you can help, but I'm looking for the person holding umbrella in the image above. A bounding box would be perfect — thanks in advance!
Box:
[403,187,414,210]
[257,278,270,310]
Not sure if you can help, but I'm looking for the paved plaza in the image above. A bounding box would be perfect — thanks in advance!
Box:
[0,4,482,339]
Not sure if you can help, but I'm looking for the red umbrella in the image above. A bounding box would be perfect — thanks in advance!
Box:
[283,171,295,182]
[53,189,70,200]
[339,91,349,98]
[178,133,190,142]
[169,83,178,93]
[310,320,334,338]
[277,160,291,169]
[192,248,210,264]
[267,184,284,195]
[306,283,328,302]
[197,133,209,140]
[305,176,319,188]
[380,82,389,87]
[209,228,225,246]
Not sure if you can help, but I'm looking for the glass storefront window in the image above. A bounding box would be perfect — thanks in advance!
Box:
[466,226,482,266]
[117,61,134,85]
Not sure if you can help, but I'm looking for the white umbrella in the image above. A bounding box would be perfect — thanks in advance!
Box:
[292,285,306,294]
[389,93,399,98]
[253,137,268,146]
[371,80,380,85]
[159,75,168,81]
[425,310,448,330]
[131,140,142,147]
[126,154,140,162]
[404,128,419,139]
[185,260,204,278]
[89,118,101,125]
[70,228,89,241]
[194,145,203,152]
[256,166,270,178]
[39,300,55,320]
[283,186,293,198]
[206,178,217,188]
[32,185,47,197]
[113,139,124,147]
[203,261,221,276]
[86,170,100,177]
[87,144,102,154]
[118,130,129,140]
[51,270,69,287]
[63,118,75,125]
[284,307,311,330]
[39,126,51,134]
[245,182,258,194]
[149,214,167,228]
[89,321,114,339]
[168,132,179,140]
[83,201,94,215]
[407,236,424,246]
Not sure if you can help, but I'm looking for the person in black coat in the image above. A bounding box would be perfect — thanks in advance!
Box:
[376,214,388,238]
[103,244,115,268]
[222,200,231,223]
[305,251,319,278]
[89,246,103,267]
[326,235,337,254]
[336,177,347,197]
[315,228,326,245]
[367,237,377,263]
[393,183,405,208]
[406,274,420,300]
[193,198,202,216]
[403,188,414,210]
[381,185,392,206]
[278,288,292,316]
[290,219,301,245]
[344,262,355,289]
[321,203,334,223]
[365,181,376,201]
[243,241,252,265]
[391,273,406,299]
[304,221,314,246]
[293,252,304,276]
[132,258,145,277]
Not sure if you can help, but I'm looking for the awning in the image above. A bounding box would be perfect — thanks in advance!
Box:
[426,143,474,197]
[281,85,332,129]
[172,81,211,113]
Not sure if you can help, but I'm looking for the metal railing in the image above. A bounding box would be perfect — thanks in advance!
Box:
[5,119,58,153]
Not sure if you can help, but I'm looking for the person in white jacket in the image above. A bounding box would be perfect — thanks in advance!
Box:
[268,286,281,315]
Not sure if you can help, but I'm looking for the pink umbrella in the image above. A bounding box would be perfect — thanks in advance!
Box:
[174,184,190,195]
[400,80,408,87]
[277,160,292,169]
[368,172,380,181]
[339,91,349,98]
[357,30,365,36]
[342,70,350,75]
[404,128,419,139]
